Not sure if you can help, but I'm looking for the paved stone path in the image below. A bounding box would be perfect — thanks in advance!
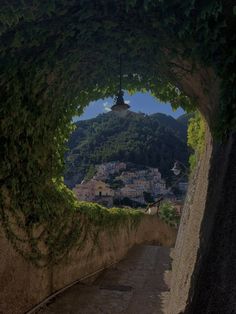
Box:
[40,245,171,314]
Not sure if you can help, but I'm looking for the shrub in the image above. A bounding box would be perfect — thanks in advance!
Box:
[158,201,180,227]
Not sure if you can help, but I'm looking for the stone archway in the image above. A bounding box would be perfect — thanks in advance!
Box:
[0,1,235,313]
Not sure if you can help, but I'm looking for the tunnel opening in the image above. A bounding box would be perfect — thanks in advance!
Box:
[0,0,220,265]
[0,1,235,313]
[66,89,190,208]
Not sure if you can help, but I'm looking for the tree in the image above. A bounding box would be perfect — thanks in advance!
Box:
[143,191,155,204]
[158,201,180,227]
[84,164,96,181]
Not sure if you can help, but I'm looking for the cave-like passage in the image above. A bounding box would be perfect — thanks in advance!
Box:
[1,1,235,313]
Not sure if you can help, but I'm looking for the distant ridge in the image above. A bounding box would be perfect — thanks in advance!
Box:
[177,112,194,126]
[64,112,190,188]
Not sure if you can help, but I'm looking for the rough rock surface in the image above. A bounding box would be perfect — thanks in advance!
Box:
[167,126,213,313]
[168,130,236,313]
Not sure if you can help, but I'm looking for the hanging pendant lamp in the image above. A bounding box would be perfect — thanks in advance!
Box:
[171,162,181,176]
[111,55,130,112]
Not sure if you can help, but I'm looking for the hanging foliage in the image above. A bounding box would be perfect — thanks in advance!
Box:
[187,112,206,170]
[0,0,235,265]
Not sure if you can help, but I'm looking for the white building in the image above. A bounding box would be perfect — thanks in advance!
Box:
[73,162,169,206]
[73,180,114,202]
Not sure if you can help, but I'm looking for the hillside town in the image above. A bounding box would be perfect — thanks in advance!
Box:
[73,161,185,207]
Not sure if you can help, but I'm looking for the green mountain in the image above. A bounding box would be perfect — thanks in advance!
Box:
[177,112,194,127]
[64,111,190,188]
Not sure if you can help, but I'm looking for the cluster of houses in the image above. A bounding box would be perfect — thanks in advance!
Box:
[73,161,172,207]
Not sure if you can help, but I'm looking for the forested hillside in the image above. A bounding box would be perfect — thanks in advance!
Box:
[64,111,190,188]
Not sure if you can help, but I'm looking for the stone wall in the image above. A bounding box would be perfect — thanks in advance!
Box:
[185,132,236,313]
[168,129,236,313]
[0,215,176,314]
[167,126,213,313]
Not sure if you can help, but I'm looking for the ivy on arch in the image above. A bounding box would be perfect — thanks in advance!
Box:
[0,0,235,265]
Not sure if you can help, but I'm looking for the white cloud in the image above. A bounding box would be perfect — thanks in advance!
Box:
[102,100,130,112]
[103,102,112,112]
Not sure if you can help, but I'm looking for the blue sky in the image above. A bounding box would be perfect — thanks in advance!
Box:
[73,91,185,121]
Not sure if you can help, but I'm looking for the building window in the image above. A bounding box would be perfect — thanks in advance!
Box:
[99,191,102,197]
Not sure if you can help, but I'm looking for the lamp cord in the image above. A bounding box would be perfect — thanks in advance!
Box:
[119,54,122,92]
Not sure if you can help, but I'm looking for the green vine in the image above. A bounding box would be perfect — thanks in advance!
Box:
[1,184,143,267]
[187,112,206,171]
[0,0,235,265]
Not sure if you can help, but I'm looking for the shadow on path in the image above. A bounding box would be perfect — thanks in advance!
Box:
[39,245,171,314]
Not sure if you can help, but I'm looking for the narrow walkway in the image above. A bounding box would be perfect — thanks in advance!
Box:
[39,245,171,314]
